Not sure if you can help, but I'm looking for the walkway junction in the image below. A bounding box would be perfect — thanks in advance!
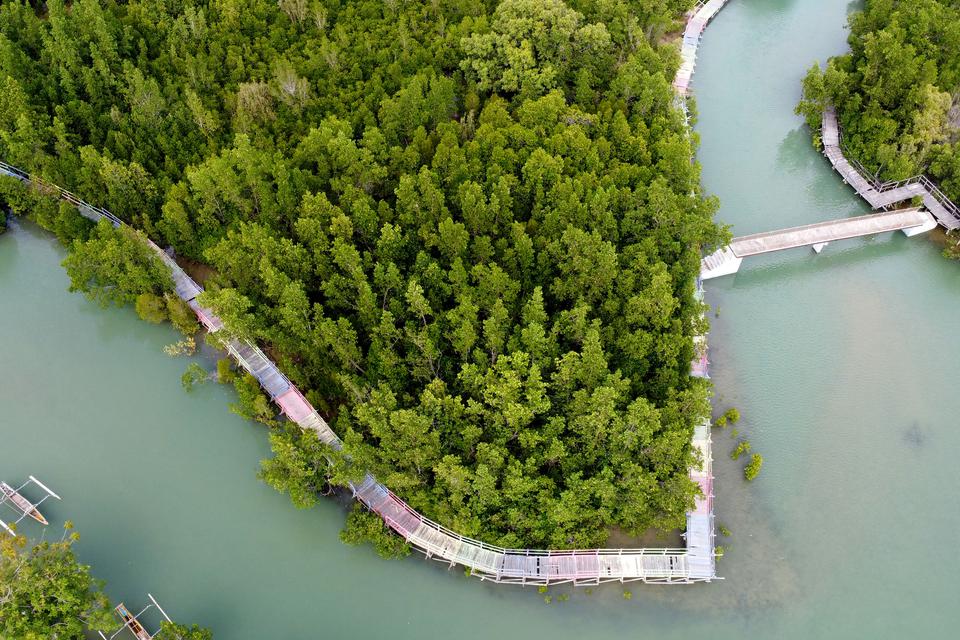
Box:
[0,1,726,586]
[700,107,960,280]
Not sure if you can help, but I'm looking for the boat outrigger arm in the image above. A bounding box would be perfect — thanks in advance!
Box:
[99,593,174,640]
[0,475,61,535]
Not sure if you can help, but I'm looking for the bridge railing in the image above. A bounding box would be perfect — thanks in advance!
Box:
[835,121,960,225]
[0,160,124,228]
[360,478,689,560]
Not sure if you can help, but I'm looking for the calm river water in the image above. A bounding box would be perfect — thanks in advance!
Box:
[2,1,959,638]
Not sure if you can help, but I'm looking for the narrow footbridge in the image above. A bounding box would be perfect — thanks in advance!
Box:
[701,208,937,279]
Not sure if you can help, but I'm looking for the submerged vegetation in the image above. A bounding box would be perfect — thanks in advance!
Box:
[0,0,724,549]
[797,0,960,202]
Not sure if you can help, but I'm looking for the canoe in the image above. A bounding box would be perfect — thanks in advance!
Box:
[116,603,152,640]
[0,482,47,525]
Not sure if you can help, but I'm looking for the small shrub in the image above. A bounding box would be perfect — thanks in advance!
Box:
[730,440,751,460]
[181,362,208,392]
[216,357,235,383]
[622,590,632,600]
[163,337,196,356]
[557,594,569,602]
[230,373,277,426]
[135,292,168,323]
[715,545,725,557]
[538,586,548,594]
[543,595,552,604]
[718,524,732,537]
[166,293,199,335]
[715,415,727,428]
[744,453,763,481]
[723,407,741,424]
[340,504,411,559]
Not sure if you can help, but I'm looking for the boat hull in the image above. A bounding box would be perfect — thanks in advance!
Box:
[0,482,48,526]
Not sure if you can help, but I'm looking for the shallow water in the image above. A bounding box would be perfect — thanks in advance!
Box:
[2,1,959,637]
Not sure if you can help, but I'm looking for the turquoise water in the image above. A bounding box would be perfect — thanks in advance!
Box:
[2,1,960,637]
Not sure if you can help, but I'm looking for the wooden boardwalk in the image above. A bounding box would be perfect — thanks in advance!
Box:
[821,108,960,230]
[0,1,727,585]
[674,0,730,95]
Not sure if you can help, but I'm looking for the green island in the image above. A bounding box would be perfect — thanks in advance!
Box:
[797,0,960,205]
[0,0,723,553]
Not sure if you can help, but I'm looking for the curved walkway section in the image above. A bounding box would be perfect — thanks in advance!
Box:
[0,2,725,585]
[822,107,960,230]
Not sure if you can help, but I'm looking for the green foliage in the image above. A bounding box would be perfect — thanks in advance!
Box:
[216,357,236,384]
[136,292,168,323]
[744,453,763,481]
[259,426,331,509]
[622,590,632,600]
[230,373,276,426]
[339,504,411,559]
[0,527,114,640]
[0,0,721,549]
[62,220,171,307]
[798,0,960,200]
[461,0,612,99]
[723,407,740,424]
[730,440,751,461]
[181,362,209,392]
[718,523,732,537]
[166,294,199,335]
[156,621,213,640]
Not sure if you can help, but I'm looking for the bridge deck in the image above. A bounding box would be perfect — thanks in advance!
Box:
[730,208,933,257]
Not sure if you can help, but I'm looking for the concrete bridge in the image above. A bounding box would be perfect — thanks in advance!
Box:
[701,208,938,279]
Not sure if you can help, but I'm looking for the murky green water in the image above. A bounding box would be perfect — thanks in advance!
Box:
[2,1,959,637]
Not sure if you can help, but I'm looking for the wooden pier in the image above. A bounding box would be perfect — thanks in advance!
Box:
[821,107,960,230]
[0,0,728,586]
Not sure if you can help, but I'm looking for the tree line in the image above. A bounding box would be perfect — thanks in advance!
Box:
[0,0,724,551]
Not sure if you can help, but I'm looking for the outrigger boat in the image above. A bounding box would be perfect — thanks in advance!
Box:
[0,475,60,535]
[99,594,174,640]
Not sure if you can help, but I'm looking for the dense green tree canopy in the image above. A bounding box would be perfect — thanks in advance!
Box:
[797,0,960,200]
[0,529,114,640]
[0,0,722,549]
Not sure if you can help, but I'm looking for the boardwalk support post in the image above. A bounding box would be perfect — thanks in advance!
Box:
[901,217,938,237]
